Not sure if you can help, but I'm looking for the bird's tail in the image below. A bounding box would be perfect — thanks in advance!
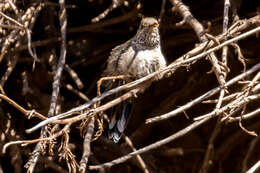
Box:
[108,103,132,143]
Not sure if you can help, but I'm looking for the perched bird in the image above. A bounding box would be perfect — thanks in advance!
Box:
[102,17,167,143]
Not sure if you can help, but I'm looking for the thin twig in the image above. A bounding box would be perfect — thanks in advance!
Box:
[0,29,19,64]
[65,84,89,102]
[124,136,150,173]
[48,0,67,118]
[45,87,143,125]
[89,93,260,170]
[0,94,46,120]
[25,2,67,172]
[199,1,230,172]
[226,108,260,123]
[0,24,23,30]
[0,11,25,29]
[147,62,260,123]
[196,93,260,121]
[26,3,45,64]
[64,64,84,89]
[246,160,260,173]
[79,116,95,173]
[89,116,211,170]
[0,55,18,87]
[238,120,257,136]
[91,0,125,23]
[2,124,71,154]
[26,26,260,132]
[203,83,260,104]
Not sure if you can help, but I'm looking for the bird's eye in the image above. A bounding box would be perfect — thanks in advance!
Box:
[151,23,159,27]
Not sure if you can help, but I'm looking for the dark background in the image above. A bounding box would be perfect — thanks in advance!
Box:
[0,0,260,172]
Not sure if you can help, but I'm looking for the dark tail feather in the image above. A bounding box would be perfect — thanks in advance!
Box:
[108,103,132,143]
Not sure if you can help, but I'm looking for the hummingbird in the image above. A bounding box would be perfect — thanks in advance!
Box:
[102,17,167,143]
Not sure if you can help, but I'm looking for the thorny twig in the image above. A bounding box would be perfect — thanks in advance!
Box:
[2,123,71,154]
[26,25,260,133]
[58,124,78,173]
[7,1,41,63]
[65,84,89,102]
[0,2,44,86]
[0,2,259,171]
[219,72,260,122]
[89,115,211,170]
[48,0,67,118]
[226,108,260,123]
[88,92,260,170]
[44,86,144,125]
[0,94,46,120]
[171,0,227,90]
[0,11,25,29]
[91,0,125,23]
[124,136,150,173]
[0,54,18,87]
[147,58,260,123]
[65,64,84,89]
[79,116,95,173]
[1,59,255,170]
[200,0,231,172]
[25,1,67,172]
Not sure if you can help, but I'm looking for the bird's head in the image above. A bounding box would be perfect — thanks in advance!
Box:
[134,17,160,49]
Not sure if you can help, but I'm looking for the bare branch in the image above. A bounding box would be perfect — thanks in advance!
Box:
[147,61,260,123]
[27,26,260,132]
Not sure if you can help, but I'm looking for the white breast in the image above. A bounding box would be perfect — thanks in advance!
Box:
[118,46,166,78]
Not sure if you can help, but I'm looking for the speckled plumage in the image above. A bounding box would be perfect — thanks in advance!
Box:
[103,17,166,143]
